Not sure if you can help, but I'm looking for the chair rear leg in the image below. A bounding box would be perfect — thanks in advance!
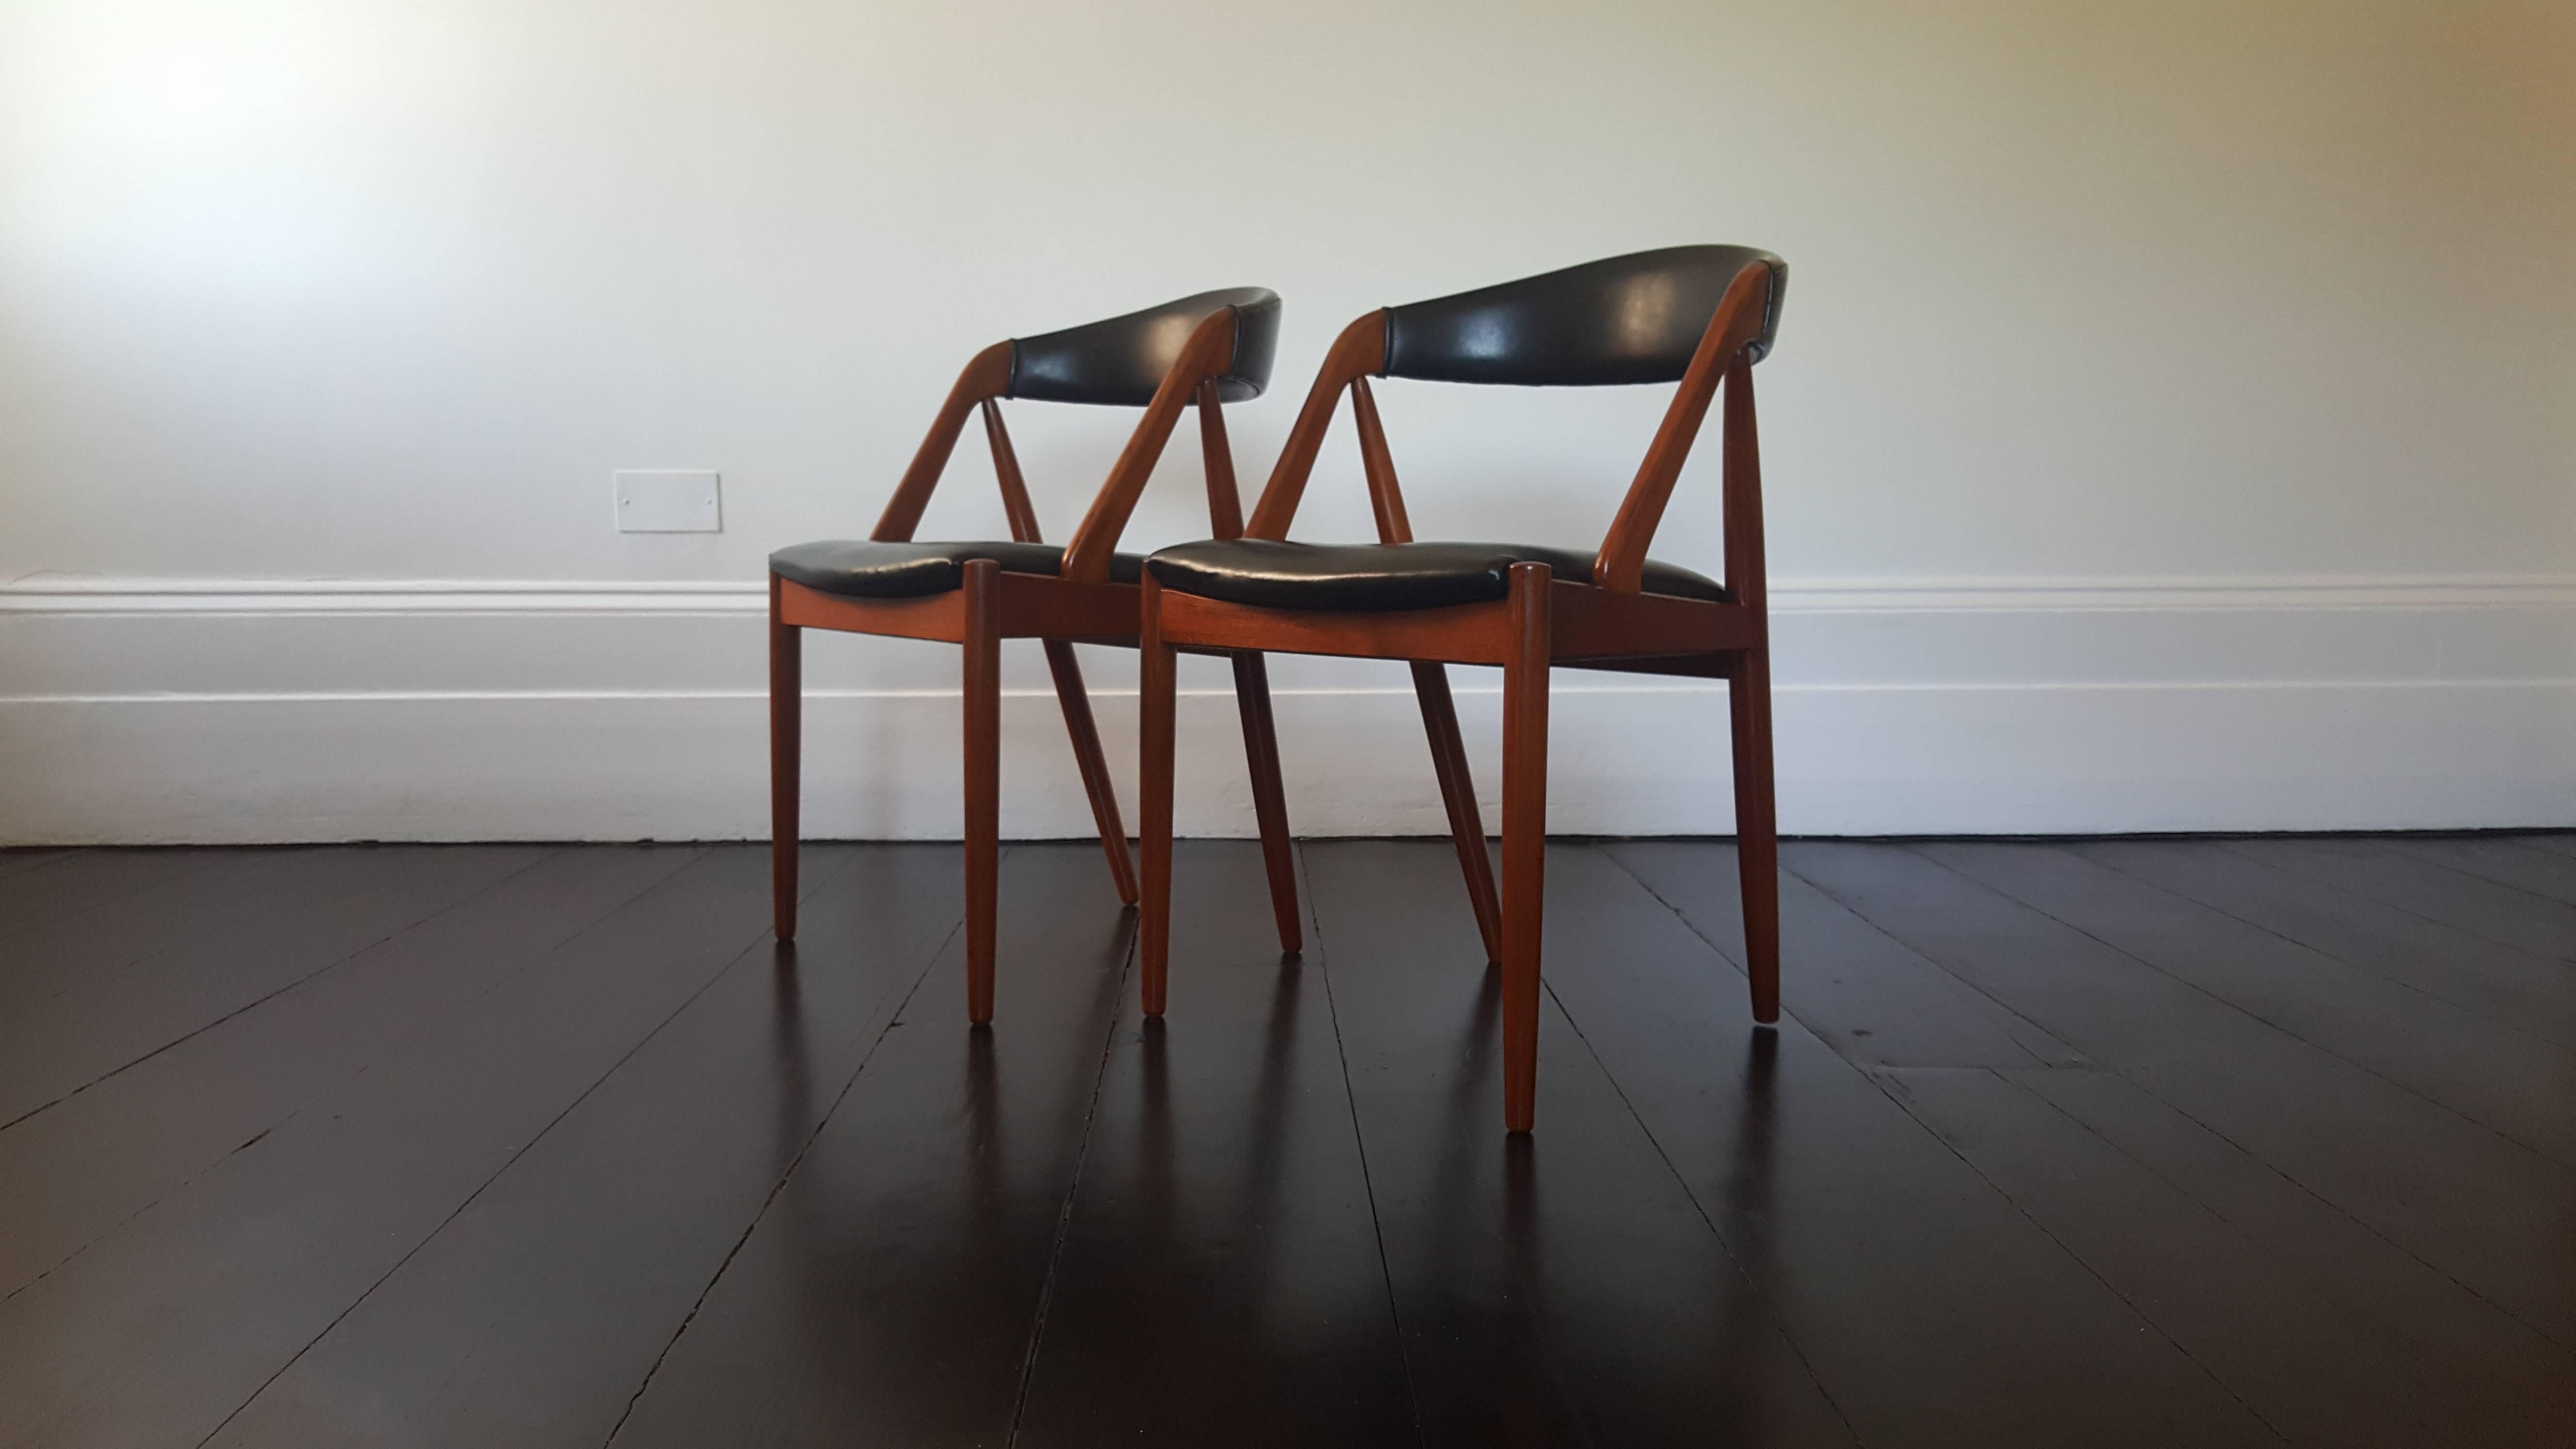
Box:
[1044,640,1138,906]
[769,576,802,942]
[1728,648,1782,1024]
[962,560,1001,1025]
[1499,564,1553,1134]
[1230,651,1302,955]
[1140,578,1179,1014]
[1411,660,1501,964]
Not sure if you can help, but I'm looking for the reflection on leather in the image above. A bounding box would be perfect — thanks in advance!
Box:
[1145,539,1728,613]
[771,540,1146,598]
[1010,289,1281,407]
[1381,246,1784,386]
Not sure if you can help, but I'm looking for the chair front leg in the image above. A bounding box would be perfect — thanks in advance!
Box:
[1229,651,1302,955]
[1044,640,1139,906]
[1728,647,1782,1024]
[1138,576,1180,1015]
[1412,661,1502,965]
[1499,563,1553,1134]
[769,575,802,942]
[962,559,1002,1025]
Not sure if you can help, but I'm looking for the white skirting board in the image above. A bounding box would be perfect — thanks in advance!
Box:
[2,576,2570,843]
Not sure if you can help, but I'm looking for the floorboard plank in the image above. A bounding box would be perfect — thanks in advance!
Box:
[0,846,802,1449]
[0,845,703,1299]
[1541,844,2274,1449]
[2077,839,2576,1048]
[1304,840,1859,1449]
[2226,837,2576,961]
[1014,842,1416,1448]
[2007,1065,2576,1445]
[0,848,72,884]
[2,834,2567,1444]
[202,844,959,1449]
[0,845,554,1128]
[0,847,226,944]
[2380,836,2576,907]
[1787,841,2576,1352]
[1607,839,2083,1069]
[1884,1064,2526,1447]
[0,849,330,1013]
[1923,841,2576,1170]
[606,845,1135,1449]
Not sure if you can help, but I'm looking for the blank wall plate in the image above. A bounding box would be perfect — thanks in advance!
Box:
[614,470,722,532]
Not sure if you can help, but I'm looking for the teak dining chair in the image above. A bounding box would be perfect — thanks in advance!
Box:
[1133,246,1787,1132]
[769,287,1298,1024]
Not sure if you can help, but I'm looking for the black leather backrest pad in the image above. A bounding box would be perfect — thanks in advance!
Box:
[1380,246,1785,386]
[1008,288,1281,406]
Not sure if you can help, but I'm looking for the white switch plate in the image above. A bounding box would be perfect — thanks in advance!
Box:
[614,470,722,532]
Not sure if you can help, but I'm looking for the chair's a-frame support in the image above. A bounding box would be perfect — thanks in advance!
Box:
[772,309,1301,1024]
[1141,260,1785,1131]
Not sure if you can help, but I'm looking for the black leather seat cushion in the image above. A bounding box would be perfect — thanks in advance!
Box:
[771,540,1145,598]
[1144,540,1727,613]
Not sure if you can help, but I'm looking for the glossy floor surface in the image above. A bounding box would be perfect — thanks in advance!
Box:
[2,834,2574,1447]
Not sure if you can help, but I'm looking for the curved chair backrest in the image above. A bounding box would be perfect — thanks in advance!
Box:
[1379,245,1785,386]
[1241,245,1783,596]
[1009,288,1282,406]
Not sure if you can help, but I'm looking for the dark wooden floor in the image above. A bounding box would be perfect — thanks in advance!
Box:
[2,834,2573,1447]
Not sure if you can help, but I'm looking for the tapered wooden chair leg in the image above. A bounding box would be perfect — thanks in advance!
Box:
[1230,651,1302,955]
[1499,564,1553,1134]
[1139,577,1179,1015]
[1412,660,1502,964]
[962,560,1002,1025]
[769,575,802,942]
[1044,640,1138,906]
[1729,648,1782,1024]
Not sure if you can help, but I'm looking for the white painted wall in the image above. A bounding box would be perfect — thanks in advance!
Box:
[2,0,2571,842]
